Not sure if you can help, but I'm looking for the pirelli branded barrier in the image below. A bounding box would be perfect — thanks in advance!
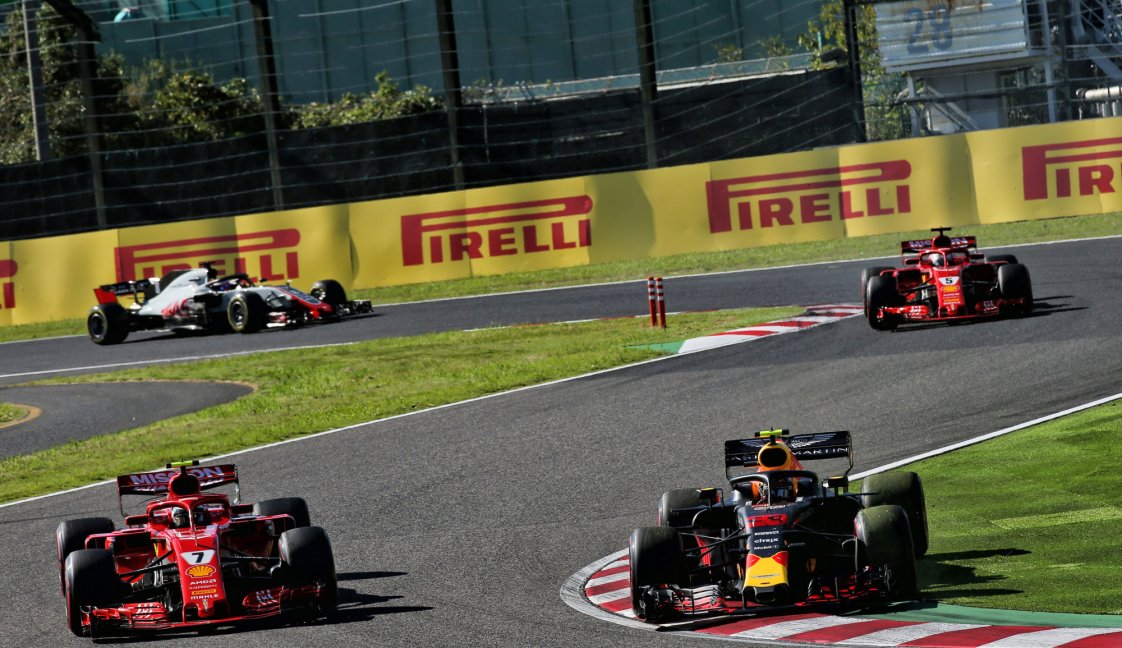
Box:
[2,116,1120,327]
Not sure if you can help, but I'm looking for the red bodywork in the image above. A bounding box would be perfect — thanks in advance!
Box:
[866,234,1028,326]
[61,465,332,636]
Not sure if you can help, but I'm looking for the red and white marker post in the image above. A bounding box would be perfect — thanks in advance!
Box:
[655,277,666,329]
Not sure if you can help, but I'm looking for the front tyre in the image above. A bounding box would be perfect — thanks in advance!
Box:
[629,526,686,622]
[856,505,917,599]
[997,263,1033,316]
[227,292,267,333]
[279,526,338,618]
[65,549,120,636]
[87,303,130,345]
[310,279,347,310]
[56,517,115,594]
[865,275,900,331]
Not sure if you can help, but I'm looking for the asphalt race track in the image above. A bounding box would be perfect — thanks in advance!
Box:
[0,237,1119,647]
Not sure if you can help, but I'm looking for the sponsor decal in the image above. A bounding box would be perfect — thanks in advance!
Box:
[1022,137,1122,201]
[747,513,788,528]
[189,588,218,597]
[706,161,912,233]
[400,196,593,267]
[0,259,15,310]
[115,229,301,282]
[190,577,218,586]
[127,466,227,486]
[186,565,216,578]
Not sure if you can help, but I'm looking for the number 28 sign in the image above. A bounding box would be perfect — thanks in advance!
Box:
[875,0,1034,73]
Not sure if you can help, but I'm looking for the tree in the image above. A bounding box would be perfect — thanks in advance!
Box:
[797,0,908,141]
[292,71,442,128]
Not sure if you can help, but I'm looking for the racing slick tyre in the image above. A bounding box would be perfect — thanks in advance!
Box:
[985,254,1019,265]
[87,303,130,345]
[860,266,894,309]
[856,505,917,599]
[629,526,687,622]
[865,275,901,331]
[227,292,267,333]
[65,548,121,636]
[861,472,928,557]
[56,517,115,594]
[997,263,1033,316]
[310,279,347,310]
[254,497,312,528]
[279,526,338,618]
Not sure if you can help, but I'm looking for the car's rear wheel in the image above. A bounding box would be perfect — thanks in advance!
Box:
[87,303,130,345]
[310,279,347,310]
[985,254,1019,265]
[865,275,901,331]
[629,526,686,622]
[856,505,917,599]
[254,497,311,528]
[861,472,928,557]
[65,548,120,636]
[227,292,267,333]
[997,263,1033,316]
[56,517,115,594]
[279,526,338,619]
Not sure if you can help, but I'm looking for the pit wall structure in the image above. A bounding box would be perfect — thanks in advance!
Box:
[2,116,1120,327]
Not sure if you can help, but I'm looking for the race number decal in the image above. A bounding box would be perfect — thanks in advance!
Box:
[183,550,216,565]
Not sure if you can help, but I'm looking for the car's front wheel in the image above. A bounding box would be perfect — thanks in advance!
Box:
[629,526,686,622]
[227,292,267,333]
[65,549,120,636]
[279,526,338,619]
[856,505,917,599]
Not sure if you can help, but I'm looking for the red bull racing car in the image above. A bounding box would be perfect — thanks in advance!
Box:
[55,461,336,637]
[628,429,928,623]
[87,265,373,345]
[861,227,1033,330]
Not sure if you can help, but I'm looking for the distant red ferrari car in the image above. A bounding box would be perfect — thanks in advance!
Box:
[862,228,1033,330]
[55,461,336,637]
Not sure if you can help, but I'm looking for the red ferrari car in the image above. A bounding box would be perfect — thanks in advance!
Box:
[862,228,1033,330]
[55,461,336,637]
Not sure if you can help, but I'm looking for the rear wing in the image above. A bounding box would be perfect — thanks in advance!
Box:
[900,236,976,254]
[724,430,853,480]
[116,463,239,516]
[94,279,156,305]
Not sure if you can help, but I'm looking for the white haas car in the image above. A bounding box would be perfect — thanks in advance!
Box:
[87,267,372,345]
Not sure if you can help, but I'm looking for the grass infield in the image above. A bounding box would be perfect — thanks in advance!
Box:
[0,403,27,426]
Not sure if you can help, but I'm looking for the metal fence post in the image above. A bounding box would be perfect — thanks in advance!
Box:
[22,0,52,163]
[633,0,658,168]
[248,0,285,210]
[42,0,106,228]
[435,0,465,191]
[844,0,867,143]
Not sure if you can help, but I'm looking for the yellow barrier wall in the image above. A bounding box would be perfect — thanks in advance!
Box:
[2,115,1119,327]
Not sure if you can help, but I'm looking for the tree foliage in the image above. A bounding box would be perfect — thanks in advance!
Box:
[796,0,909,141]
[292,71,442,128]
[0,11,442,166]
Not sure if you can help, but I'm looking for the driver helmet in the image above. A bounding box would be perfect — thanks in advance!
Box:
[925,252,944,267]
[170,506,190,528]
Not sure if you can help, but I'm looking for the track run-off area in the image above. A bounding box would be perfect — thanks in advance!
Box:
[0,237,1120,647]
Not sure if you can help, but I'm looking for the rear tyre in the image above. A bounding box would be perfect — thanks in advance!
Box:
[87,303,130,345]
[254,497,311,528]
[861,472,928,557]
[865,275,901,331]
[57,517,115,594]
[997,263,1033,316]
[985,254,1019,265]
[310,279,347,310]
[279,526,338,618]
[860,266,893,309]
[629,526,686,622]
[227,292,267,333]
[856,505,917,599]
[65,548,120,636]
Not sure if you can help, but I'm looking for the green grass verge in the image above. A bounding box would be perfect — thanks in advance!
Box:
[2,212,1119,344]
[908,400,1122,614]
[0,403,27,426]
[0,306,801,503]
